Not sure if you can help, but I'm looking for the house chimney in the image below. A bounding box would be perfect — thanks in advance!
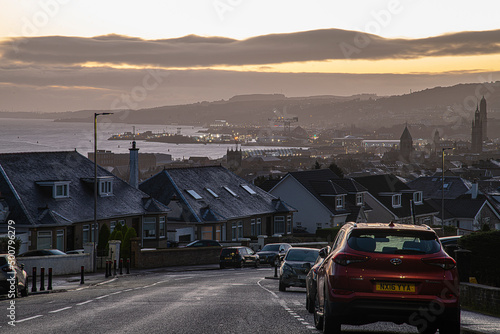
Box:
[471,182,478,199]
[129,140,139,188]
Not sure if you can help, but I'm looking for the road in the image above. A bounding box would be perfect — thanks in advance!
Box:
[0,267,498,333]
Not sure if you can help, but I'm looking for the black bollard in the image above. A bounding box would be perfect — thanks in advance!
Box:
[105,261,109,278]
[126,258,130,274]
[113,260,117,276]
[80,266,85,284]
[119,258,123,275]
[274,263,278,278]
[32,267,37,292]
[40,267,45,291]
[48,268,53,290]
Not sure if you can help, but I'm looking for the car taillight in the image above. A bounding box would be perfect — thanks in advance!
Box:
[333,253,370,266]
[422,257,456,270]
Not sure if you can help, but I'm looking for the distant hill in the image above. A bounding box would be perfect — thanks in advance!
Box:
[10,81,500,132]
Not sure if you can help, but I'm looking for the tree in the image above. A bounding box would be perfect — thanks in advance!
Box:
[0,237,22,255]
[97,224,110,256]
[313,160,321,169]
[328,163,344,178]
[121,227,137,261]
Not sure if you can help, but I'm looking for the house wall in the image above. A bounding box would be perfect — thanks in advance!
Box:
[270,177,334,233]
[19,253,93,275]
[363,193,395,223]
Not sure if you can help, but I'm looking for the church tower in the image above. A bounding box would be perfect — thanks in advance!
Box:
[480,96,487,140]
[399,124,413,162]
[471,105,483,153]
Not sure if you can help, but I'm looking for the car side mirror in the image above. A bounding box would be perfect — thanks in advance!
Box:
[318,246,330,258]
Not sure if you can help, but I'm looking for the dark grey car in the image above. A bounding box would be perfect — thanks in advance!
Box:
[257,243,291,266]
[279,247,319,292]
[0,254,28,297]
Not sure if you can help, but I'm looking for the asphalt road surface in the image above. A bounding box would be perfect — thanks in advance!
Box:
[0,267,498,333]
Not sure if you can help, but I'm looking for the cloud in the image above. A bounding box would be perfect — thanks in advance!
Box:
[2,29,500,67]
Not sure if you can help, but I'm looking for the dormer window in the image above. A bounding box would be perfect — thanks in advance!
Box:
[336,195,344,209]
[99,178,113,196]
[356,193,364,206]
[392,194,402,208]
[413,191,423,205]
[36,181,70,199]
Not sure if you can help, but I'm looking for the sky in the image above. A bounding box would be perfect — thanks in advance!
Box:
[1,0,500,112]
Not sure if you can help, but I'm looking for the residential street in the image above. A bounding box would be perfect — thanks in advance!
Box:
[1,266,499,333]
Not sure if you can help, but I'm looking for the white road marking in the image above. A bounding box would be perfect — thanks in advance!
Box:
[174,277,192,281]
[124,289,133,292]
[110,291,122,295]
[95,294,110,299]
[96,278,117,286]
[16,315,43,323]
[49,306,72,313]
[257,279,278,298]
[76,300,93,306]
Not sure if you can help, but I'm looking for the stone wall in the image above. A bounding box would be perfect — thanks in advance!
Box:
[460,283,500,316]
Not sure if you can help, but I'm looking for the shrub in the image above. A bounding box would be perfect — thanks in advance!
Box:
[0,237,22,255]
[316,227,341,243]
[121,227,137,261]
[459,230,500,287]
[97,224,110,256]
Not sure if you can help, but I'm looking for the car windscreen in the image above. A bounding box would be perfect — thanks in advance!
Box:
[285,249,319,262]
[347,229,441,255]
[260,244,280,252]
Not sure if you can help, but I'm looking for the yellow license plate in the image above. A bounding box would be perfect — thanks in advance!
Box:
[375,282,415,293]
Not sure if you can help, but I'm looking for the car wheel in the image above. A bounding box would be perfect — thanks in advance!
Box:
[14,278,21,298]
[279,279,286,292]
[273,256,280,267]
[21,283,28,297]
[323,296,341,334]
[219,264,225,269]
[254,259,260,268]
[307,293,315,313]
[239,260,244,268]
[313,293,324,330]
[438,309,460,334]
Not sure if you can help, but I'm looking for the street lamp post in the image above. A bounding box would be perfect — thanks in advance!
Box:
[94,112,113,272]
[441,147,453,233]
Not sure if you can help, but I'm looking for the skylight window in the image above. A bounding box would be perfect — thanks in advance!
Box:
[186,189,202,200]
[241,185,257,195]
[205,188,219,198]
[223,186,238,197]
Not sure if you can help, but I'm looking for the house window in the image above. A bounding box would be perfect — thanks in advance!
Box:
[238,221,243,239]
[54,183,69,198]
[413,191,423,205]
[224,186,238,197]
[82,225,90,244]
[99,179,113,196]
[186,189,202,200]
[251,219,256,236]
[205,188,219,198]
[274,216,285,234]
[110,221,116,233]
[356,193,364,206]
[287,216,292,233]
[256,218,262,236]
[392,194,402,208]
[143,217,156,239]
[56,229,64,251]
[159,217,166,238]
[37,231,52,249]
[231,222,237,241]
[241,184,257,195]
[317,223,322,229]
[336,195,344,209]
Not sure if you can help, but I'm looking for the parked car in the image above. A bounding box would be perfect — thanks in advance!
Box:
[279,247,320,292]
[305,246,330,313]
[18,249,66,257]
[439,235,463,258]
[314,222,460,334]
[66,249,85,255]
[184,240,222,248]
[0,254,28,297]
[256,243,291,266]
[219,246,260,269]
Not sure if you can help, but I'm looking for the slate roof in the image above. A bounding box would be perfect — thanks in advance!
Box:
[280,169,371,216]
[139,165,295,223]
[354,174,437,218]
[429,198,488,220]
[408,176,471,200]
[0,151,170,228]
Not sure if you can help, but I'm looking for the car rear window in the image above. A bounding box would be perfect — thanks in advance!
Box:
[221,248,238,256]
[347,229,440,254]
[261,244,280,252]
[285,249,319,262]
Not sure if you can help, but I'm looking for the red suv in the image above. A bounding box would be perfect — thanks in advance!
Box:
[314,222,460,334]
